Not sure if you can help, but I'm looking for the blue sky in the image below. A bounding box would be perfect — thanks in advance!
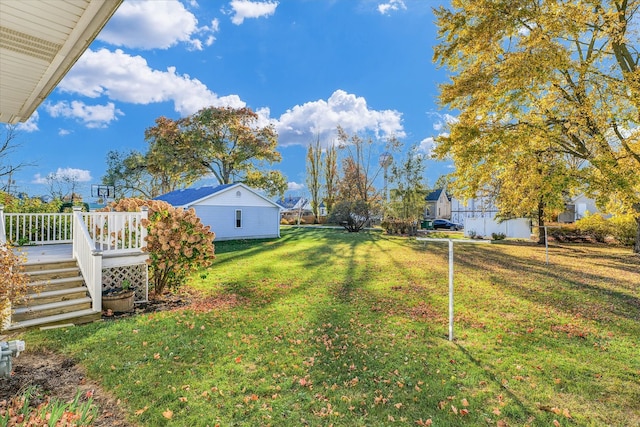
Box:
[6,0,453,201]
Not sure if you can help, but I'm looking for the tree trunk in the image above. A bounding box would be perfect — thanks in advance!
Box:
[538,201,546,245]
[634,203,640,254]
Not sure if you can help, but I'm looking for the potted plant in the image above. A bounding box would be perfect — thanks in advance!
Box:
[102,279,135,313]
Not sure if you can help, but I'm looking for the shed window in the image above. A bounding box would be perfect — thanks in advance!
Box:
[236,191,241,197]
[235,209,242,228]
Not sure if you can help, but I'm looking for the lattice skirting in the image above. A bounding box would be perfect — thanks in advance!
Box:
[102,264,149,303]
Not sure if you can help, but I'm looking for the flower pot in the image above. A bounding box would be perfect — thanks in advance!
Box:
[102,290,135,313]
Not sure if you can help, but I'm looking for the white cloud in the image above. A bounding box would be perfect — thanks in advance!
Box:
[98,0,217,51]
[378,0,406,15]
[228,0,278,25]
[418,137,435,156]
[14,111,39,132]
[58,48,245,116]
[58,129,71,136]
[273,90,405,146]
[44,101,123,128]
[287,182,304,191]
[33,168,92,185]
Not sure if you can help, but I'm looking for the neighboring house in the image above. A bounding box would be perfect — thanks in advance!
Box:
[318,202,327,217]
[277,196,313,220]
[155,183,281,241]
[557,194,603,223]
[424,189,451,219]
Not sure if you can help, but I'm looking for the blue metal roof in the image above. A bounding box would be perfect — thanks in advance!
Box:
[277,196,303,209]
[154,184,235,206]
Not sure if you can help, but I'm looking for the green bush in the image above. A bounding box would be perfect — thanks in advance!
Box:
[381,218,417,235]
[491,232,506,240]
[608,214,637,246]
[576,214,611,243]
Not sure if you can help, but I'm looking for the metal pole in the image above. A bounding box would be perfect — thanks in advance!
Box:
[448,239,454,341]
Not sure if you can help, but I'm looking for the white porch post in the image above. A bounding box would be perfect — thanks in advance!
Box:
[72,207,103,312]
[0,205,5,245]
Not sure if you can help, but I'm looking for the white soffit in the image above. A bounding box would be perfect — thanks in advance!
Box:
[0,0,122,124]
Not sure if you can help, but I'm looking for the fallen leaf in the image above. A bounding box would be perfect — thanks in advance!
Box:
[162,409,173,419]
[461,398,469,407]
[553,420,560,427]
[135,406,148,416]
[154,353,161,360]
[179,397,188,402]
[460,409,469,416]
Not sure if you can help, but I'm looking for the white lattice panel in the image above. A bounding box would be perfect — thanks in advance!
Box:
[102,264,148,302]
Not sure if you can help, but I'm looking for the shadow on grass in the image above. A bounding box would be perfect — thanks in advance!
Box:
[453,243,640,329]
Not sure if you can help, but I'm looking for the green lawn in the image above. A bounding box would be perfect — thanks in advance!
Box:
[26,227,640,426]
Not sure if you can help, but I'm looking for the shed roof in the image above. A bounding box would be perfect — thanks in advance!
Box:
[154,184,235,206]
[0,0,122,124]
[154,183,281,209]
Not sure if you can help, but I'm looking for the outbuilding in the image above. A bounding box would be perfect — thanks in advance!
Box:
[155,183,281,241]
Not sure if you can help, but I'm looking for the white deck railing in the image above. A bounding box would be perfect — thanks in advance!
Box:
[1,211,74,245]
[82,210,148,254]
[0,205,148,255]
[73,210,103,312]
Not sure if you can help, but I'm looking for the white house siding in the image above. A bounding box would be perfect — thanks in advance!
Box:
[197,187,276,207]
[464,217,532,239]
[193,205,280,241]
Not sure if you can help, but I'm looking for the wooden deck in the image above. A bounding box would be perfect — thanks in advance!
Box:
[16,244,74,264]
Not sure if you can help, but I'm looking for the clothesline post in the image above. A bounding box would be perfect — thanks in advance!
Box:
[417,237,491,341]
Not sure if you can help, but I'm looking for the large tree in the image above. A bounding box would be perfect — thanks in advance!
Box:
[434,0,640,252]
[102,148,195,199]
[324,143,338,215]
[306,135,323,222]
[328,127,397,232]
[179,106,286,197]
[388,146,428,223]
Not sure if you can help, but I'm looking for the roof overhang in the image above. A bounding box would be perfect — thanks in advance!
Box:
[0,0,122,124]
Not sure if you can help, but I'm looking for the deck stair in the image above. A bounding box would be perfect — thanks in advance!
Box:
[6,259,101,331]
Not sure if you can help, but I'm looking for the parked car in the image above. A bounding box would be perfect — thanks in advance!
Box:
[432,219,463,231]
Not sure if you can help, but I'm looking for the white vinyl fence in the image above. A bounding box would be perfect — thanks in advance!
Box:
[464,217,532,239]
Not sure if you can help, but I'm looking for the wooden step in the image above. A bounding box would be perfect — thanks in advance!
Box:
[26,276,85,294]
[12,297,92,322]
[15,286,88,308]
[5,258,101,331]
[26,266,81,282]
[23,259,78,272]
[5,309,101,332]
